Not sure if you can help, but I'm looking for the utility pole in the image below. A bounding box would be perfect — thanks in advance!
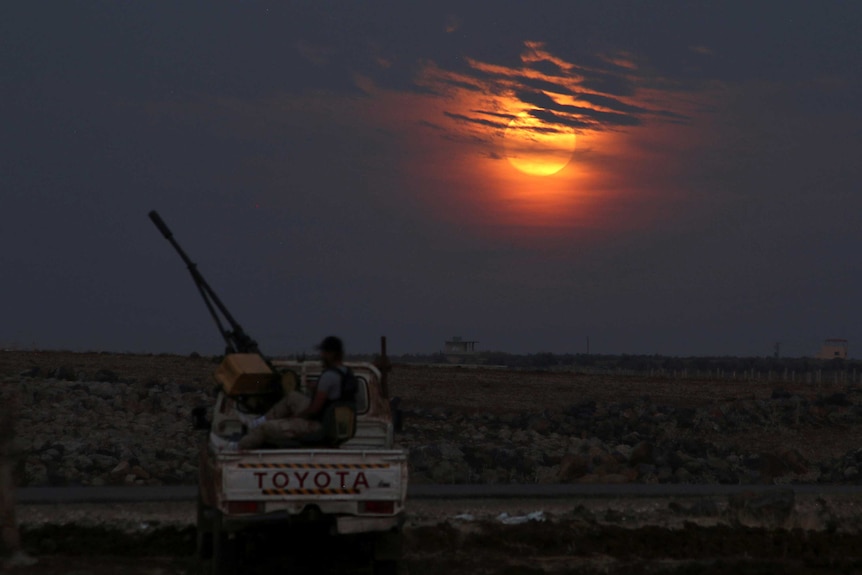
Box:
[774,342,781,359]
[586,336,590,355]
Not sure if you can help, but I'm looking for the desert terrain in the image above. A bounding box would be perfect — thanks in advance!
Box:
[4,350,862,573]
[4,350,862,488]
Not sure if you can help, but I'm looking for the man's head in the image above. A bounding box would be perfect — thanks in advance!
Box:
[317,336,344,367]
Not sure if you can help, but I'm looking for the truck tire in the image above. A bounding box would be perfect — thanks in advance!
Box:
[196,495,214,561]
[373,530,403,575]
[210,512,237,575]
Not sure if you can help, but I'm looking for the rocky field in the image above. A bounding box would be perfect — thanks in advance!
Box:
[3,351,862,488]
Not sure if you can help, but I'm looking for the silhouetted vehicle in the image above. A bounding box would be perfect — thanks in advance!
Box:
[149,211,406,575]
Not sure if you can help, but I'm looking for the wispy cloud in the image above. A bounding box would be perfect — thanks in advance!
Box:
[689,45,715,56]
[413,41,692,144]
[444,14,462,34]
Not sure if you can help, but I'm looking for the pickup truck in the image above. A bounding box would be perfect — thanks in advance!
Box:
[195,360,407,575]
[146,212,407,574]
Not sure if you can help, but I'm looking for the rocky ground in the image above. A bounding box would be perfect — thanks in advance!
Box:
[3,351,862,488]
[6,351,862,574]
[400,393,862,485]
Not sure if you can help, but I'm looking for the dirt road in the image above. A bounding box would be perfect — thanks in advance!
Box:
[11,521,862,575]
[12,492,862,574]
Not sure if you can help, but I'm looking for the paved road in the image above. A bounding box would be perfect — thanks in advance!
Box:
[17,483,862,504]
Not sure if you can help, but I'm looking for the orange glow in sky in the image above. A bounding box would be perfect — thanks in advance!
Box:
[276,40,711,239]
[504,112,576,176]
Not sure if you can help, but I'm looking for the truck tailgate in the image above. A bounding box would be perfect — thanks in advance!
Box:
[220,449,407,502]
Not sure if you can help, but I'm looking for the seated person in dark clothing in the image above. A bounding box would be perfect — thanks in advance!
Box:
[214,336,346,451]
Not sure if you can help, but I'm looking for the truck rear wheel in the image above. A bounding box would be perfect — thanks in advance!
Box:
[196,495,214,561]
[197,508,237,575]
[210,512,237,575]
[373,530,403,575]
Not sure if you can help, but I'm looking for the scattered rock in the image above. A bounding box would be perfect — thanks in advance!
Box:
[728,489,795,527]
[613,444,633,460]
[558,454,590,482]
[669,498,719,517]
[131,465,151,480]
[756,453,790,483]
[629,441,655,466]
[657,466,673,482]
[780,449,809,475]
[88,382,122,400]
[25,462,49,486]
[674,467,691,482]
[51,367,76,381]
[93,369,119,383]
[527,416,552,434]
[429,460,469,483]
[821,393,851,407]
[534,466,559,483]
[675,408,696,428]
[110,461,131,477]
[580,472,632,484]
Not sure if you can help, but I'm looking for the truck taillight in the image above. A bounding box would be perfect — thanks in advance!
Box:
[227,501,263,515]
[360,501,395,515]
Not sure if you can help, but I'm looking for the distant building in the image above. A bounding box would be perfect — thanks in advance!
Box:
[444,336,478,363]
[817,338,848,360]
[445,336,478,353]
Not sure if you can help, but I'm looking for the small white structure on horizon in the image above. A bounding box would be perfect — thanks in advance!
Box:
[817,338,848,360]
[444,336,478,353]
[444,336,478,363]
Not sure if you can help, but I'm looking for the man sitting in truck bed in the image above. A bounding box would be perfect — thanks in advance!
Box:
[214,336,349,451]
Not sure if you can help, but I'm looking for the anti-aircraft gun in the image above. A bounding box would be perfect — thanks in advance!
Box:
[148,210,279,401]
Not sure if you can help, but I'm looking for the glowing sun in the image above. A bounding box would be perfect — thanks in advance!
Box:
[503,112,576,176]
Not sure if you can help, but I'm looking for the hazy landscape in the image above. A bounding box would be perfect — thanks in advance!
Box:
[5,1,862,573]
[7,350,862,573]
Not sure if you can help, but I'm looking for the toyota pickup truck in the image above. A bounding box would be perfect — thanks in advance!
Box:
[195,360,407,575]
[147,211,407,574]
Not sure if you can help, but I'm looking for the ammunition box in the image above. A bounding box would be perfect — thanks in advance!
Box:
[215,354,273,395]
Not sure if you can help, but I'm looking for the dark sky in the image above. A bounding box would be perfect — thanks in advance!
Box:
[2,1,861,357]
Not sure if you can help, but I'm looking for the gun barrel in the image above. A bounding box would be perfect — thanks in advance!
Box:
[148,209,263,358]
[148,210,173,240]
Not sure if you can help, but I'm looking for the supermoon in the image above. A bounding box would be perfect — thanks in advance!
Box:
[504,112,576,176]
